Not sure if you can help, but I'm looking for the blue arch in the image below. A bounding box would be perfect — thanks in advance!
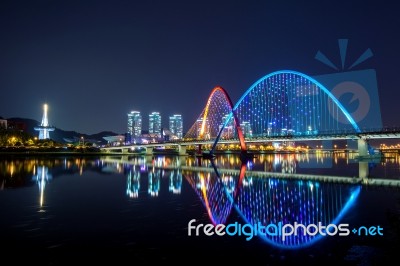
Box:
[212,70,361,153]
[224,183,360,249]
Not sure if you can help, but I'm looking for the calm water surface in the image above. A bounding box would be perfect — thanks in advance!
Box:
[0,153,399,265]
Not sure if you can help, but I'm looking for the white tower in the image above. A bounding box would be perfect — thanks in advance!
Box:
[34,103,55,140]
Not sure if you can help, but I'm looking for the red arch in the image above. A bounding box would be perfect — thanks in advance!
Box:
[201,86,246,152]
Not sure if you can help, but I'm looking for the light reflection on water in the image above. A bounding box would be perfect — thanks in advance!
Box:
[0,153,399,262]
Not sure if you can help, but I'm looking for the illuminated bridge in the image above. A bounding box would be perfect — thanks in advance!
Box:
[102,70,400,157]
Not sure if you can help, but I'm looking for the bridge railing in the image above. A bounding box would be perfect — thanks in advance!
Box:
[114,127,400,147]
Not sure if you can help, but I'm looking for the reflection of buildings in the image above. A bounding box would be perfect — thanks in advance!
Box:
[100,155,363,249]
[169,170,182,194]
[213,153,297,173]
[123,160,183,198]
[280,155,296,173]
[126,166,140,198]
[148,170,161,197]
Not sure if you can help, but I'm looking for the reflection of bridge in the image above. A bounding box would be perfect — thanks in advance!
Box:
[102,70,400,158]
[101,156,400,187]
[184,162,361,249]
[99,155,399,248]
[106,156,365,249]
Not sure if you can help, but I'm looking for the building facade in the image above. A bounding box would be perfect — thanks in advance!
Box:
[0,119,7,130]
[149,112,161,137]
[169,114,183,139]
[127,111,142,139]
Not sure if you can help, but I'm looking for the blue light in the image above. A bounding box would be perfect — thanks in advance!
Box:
[212,70,361,152]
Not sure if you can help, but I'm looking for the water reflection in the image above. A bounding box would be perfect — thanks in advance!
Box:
[124,158,183,198]
[109,155,364,249]
[0,157,102,213]
[169,169,182,194]
[33,165,52,210]
[148,168,161,196]
[220,163,360,249]
[182,161,361,249]
[184,168,235,225]
[1,154,399,250]
[126,165,140,198]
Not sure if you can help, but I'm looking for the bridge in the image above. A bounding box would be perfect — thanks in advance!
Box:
[102,129,400,154]
[102,70,399,158]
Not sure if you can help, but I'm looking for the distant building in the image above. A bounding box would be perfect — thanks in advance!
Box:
[219,114,235,139]
[196,117,209,139]
[0,119,7,130]
[169,114,183,139]
[240,121,253,138]
[63,136,102,146]
[134,133,163,144]
[149,112,161,138]
[127,111,142,139]
[103,135,125,146]
[6,120,26,132]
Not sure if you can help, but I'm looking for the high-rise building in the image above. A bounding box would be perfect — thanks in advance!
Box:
[127,111,142,138]
[196,117,209,139]
[169,114,183,139]
[149,112,161,137]
[240,121,253,138]
[219,114,235,139]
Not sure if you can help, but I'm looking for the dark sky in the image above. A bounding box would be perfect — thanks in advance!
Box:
[1,0,399,134]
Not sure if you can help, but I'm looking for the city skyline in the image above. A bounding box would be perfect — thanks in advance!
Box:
[1,1,400,134]
[127,110,183,136]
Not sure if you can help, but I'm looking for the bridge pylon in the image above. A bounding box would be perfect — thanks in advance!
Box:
[357,139,369,157]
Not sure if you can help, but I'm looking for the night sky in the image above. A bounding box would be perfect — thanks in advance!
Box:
[1,0,399,134]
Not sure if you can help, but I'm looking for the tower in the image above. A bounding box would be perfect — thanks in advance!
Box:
[34,103,55,140]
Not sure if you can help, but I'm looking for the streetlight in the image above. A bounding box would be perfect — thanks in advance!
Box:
[81,136,84,147]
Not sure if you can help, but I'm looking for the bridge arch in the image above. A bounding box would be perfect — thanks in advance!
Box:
[184,86,246,152]
[212,70,361,153]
